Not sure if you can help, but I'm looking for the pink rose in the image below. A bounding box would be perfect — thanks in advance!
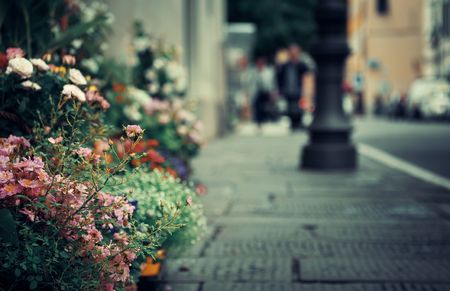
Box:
[6,48,25,60]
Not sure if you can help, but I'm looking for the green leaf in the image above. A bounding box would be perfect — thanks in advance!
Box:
[29,280,38,290]
[44,15,108,54]
[0,208,18,245]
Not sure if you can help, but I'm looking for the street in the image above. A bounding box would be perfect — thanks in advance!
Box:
[158,127,450,290]
[354,118,450,179]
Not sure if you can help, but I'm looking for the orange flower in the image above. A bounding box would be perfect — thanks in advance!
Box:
[131,159,141,167]
[166,167,177,178]
[115,95,125,103]
[112,83,126,93]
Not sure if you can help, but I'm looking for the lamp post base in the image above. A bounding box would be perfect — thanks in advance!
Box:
[301,143,357,170]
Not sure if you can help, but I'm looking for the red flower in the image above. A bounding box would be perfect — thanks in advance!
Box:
[0,53,8,69]
[147,149,165,164]
[146,139,160,148]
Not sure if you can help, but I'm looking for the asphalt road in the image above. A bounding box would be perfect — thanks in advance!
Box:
[354,118,450,179]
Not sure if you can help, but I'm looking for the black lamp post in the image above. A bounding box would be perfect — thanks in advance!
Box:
[301,0,357,170]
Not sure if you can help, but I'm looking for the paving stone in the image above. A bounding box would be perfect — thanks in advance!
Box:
[203,238,450,259]
[150,283,199,291]
[230,198,440,220]
[212,222,450,243]
[161,257,293,282]
[299,258,450,282]
[202,283,450,291]
[312,222,450,242]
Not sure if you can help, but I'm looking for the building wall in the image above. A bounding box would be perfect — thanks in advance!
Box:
[105,0,227,139]
[347,0,423,113]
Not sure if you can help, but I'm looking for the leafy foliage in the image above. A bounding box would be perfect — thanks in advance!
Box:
[227,0,318,59]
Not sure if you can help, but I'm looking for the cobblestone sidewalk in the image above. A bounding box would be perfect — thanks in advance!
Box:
[157,130,450,291]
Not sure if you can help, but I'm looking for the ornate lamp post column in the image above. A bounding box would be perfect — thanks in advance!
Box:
[301,0,357,170]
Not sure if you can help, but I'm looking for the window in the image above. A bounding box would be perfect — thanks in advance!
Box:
[377,0,389,15]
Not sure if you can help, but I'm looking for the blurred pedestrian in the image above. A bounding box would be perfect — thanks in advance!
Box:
[251,56,276,127]
[276,44,313,130]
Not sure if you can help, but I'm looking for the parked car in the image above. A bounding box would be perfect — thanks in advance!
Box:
[406,79,450,119]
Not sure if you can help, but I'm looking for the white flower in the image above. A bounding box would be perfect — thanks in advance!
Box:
[177,109,196,123]
[145,69,156,81]
[127,87,152,107]
[158,113,170,124]
[81,58,99,74]
[177,125,189,136]
[6,58,33,78]
[71,39,83,49]
[21,80,42,91]
[148,83,159,94]
[153,58,165,70]
[69,68,87,86]
[30,58,49,71]
[133,37,150,52]
[166,61,184,80]
[162,83,173,96]
[123,104,142,121]
[62,84,86,102]
[105,12,115,25]
[175,77,187,92]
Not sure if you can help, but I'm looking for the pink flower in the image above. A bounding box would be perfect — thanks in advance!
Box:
[0,183,22,199]
[48,136,63,144]
[74,147,92,159]
[19,208,36,221]
[7,135,30,147]
[6,48,25,60]
[18,178,41,188]
[0,171,14,183]
[125,125,143,138]
[13,157,44,172]
[186,196,193,206]
[100,99,110,110]
[62,54,76,66]
[0,156,9,169]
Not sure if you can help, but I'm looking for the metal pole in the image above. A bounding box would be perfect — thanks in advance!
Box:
[301,0,357,170]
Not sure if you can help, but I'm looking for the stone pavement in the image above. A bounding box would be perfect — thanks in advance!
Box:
[158,126,450,291]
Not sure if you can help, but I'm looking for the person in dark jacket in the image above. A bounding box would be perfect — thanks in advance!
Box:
[276,44,312,130]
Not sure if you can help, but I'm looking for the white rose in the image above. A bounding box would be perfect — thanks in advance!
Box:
[6,58,33,78]
[69,68,87,86]
[62,84,86,102]
[30,58,49,71]
[21,80,42,91]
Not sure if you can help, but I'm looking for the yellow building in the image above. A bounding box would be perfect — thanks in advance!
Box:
[347,0,423,113]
